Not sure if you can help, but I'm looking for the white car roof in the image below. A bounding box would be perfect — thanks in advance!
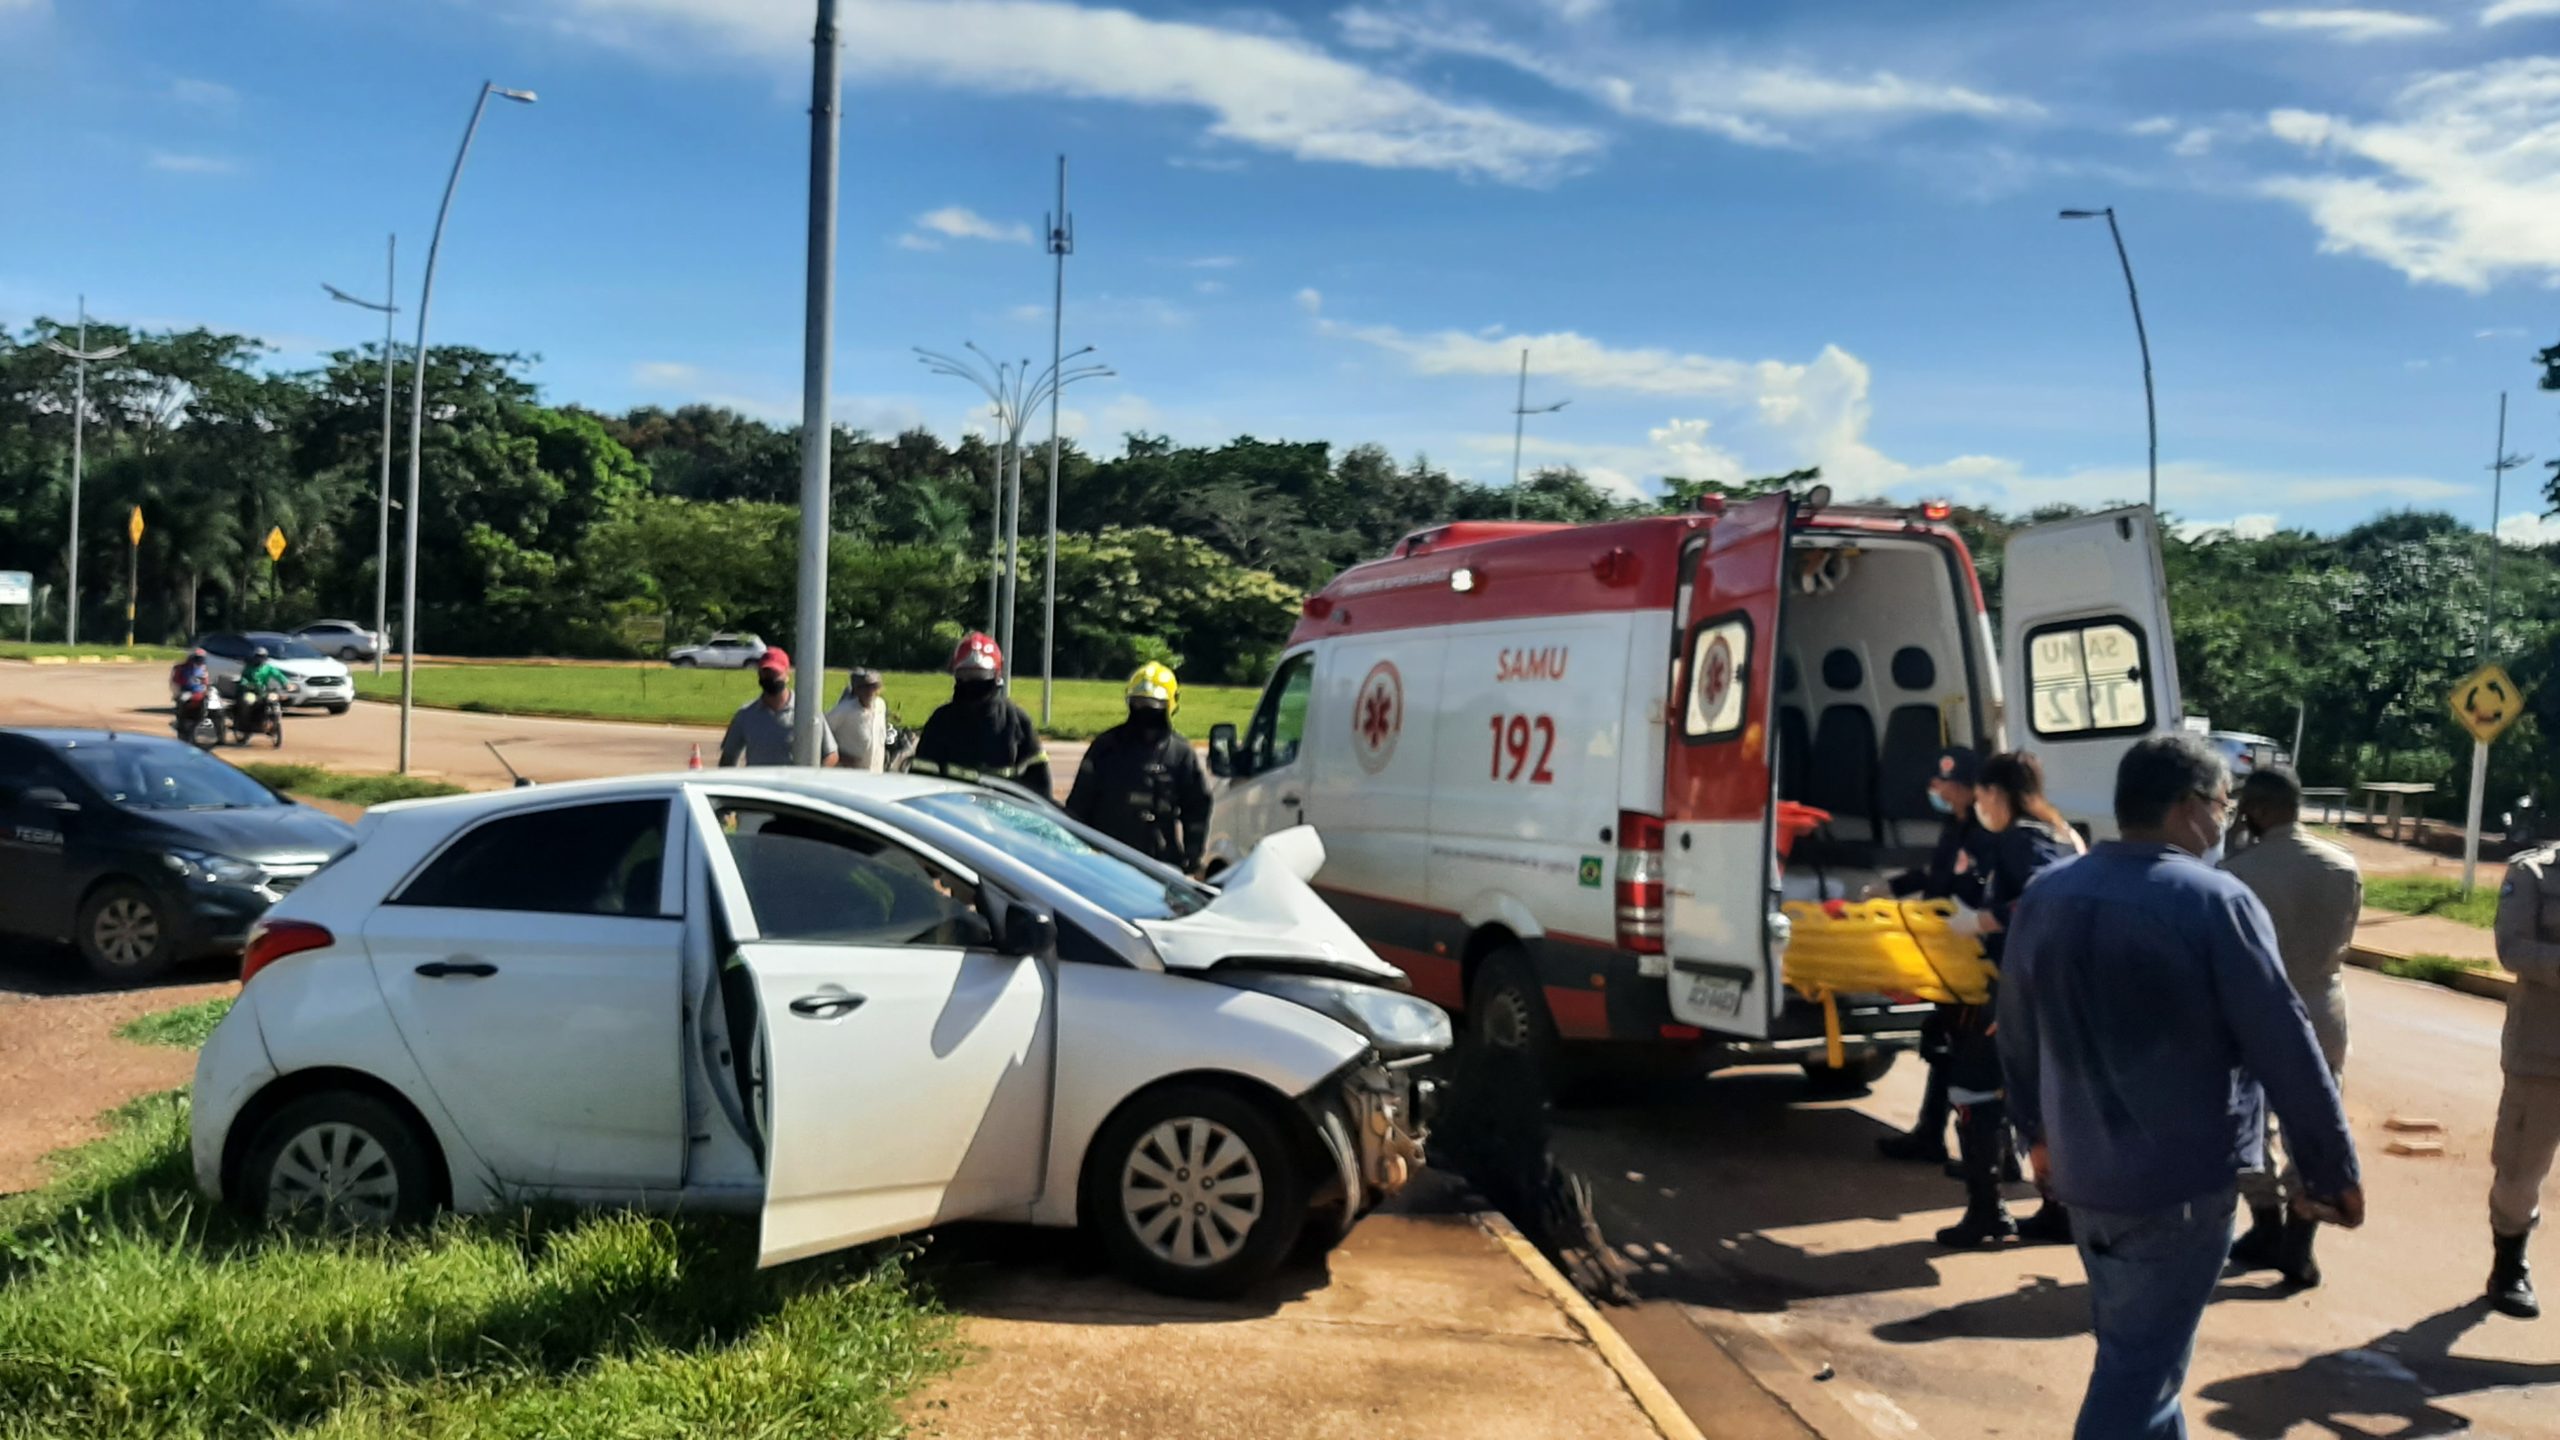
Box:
[368,768,975,821]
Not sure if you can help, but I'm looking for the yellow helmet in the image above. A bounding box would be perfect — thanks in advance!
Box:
[1126,661,1179,714]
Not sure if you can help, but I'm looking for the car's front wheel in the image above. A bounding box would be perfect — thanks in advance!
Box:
[1086,1083,1309,1298]
[241,1092,438,1229]
[672,655,696,668]
[337,647,361,663]
[76,880,174,982]
[325,704,350,716]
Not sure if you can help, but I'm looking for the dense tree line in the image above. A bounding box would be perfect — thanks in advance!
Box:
[4,316,2557,815]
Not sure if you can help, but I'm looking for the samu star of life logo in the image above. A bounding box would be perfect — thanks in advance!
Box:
[1352,660,1403,774]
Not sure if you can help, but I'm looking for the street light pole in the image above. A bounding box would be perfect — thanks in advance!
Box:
[43,297,129,646]
[1041,153,1073,726]
[791,0,843,767]
[400,81,536,775]
[1507,347,1568,520]
[324,234,401,677]
[2060,207,2157,511]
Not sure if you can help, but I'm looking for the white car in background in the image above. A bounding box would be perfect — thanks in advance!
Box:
[190,772,1441,1297]
[190,632,355,714]
[293,619,382,664]
[667,632,768,668]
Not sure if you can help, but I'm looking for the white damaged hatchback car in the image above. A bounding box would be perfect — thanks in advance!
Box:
[190,772,1443,1296]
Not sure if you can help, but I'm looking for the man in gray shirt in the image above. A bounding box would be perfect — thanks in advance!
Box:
[720,656,839,767]
[2220,766,2362,1287]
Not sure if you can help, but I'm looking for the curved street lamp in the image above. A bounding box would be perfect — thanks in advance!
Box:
[2059,207,2157,511]
[323,234,400,676]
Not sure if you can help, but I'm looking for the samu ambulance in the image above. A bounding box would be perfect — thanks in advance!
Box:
[1202,493,2179,1078]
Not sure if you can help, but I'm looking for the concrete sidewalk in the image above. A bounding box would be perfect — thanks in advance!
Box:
[908,1212,1702,1440]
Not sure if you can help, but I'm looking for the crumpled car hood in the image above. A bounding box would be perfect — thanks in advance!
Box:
[1133,827,1403,984]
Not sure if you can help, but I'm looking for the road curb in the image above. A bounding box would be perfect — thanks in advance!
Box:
[2347,941,2513,1001]
[1472,1210,1707,1440]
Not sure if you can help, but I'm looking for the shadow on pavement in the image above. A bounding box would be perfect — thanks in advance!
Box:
[915,1220,1330,1324]
[2197,1300,2560,1439]
[0,938,232,1000]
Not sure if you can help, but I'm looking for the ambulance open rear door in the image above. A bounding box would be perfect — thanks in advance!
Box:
[1999,506,2183,836]
[1661,494,1791,1036]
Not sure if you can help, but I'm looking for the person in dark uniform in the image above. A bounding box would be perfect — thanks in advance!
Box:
[910,631,1053,799]
[1878,746,1997,1165]
[1066,662,1213,872]
[1937,749,2084,1248]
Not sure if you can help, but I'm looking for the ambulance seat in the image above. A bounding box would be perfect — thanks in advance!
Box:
[1878,705,1944,846]
[1777,706,1812,801]
[1805,706,1879,843]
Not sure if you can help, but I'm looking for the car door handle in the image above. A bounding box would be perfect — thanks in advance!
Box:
[414,961,498,979]
[789,993,867,1019]
[1281,794,1302,807]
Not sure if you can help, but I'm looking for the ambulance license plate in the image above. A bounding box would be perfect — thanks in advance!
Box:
[1684,972,1746,1022]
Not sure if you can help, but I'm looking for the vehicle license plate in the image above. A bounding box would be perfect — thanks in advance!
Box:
[1685,972,1746,1022]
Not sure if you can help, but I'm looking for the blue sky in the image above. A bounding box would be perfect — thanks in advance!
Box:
[4,0,2557,540]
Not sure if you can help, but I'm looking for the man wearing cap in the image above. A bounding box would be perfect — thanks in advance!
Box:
[719,652,838,768]
[826,668,891,772]
[1877,744,1997,1165]
[912,631,1051,799]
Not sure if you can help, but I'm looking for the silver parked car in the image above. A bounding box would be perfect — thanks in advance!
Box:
[668,632,768,668]
[293,619,382,664]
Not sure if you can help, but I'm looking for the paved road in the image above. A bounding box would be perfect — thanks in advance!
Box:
[0,661,1088,795]
[1561,967,2559,1439]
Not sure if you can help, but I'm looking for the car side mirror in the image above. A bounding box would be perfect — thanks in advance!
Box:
[1208,723,1238,778]
[1000,902,1057,957]
[22,787,75,812]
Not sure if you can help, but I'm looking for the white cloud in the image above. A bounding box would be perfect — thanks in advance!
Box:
[2252,8,2447,41]
[2127,116,2178,137]
[1194,279,1226,295]
[2176,514,2284,541]
[1005,302,1047,324]
[633,360,702,387]
[1166,154,1248,172]
[2500,511,2560,545]
[147,151,237,175]
[2172,127,2216,157]
[2483,0,2560,23]
[1294,287,1324,316]
[1337,6,2039,149]
[1184,256,1241,269]
[169,77,237,108]
[2262,57,2560,290]
[537,0,1600,184]
[631,359,802,420]
[903,205,1032,249]
[2478,326,2530,338]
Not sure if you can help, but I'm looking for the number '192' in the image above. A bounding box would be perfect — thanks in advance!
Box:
[1488,713,1556,784]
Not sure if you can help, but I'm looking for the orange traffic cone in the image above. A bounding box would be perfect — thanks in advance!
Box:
[687,743,703,771]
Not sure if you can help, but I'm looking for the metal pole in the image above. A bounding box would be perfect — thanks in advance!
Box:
[1002,424,1022,683]
[376,234,396,676]
[2465,739,2490,893]
[1041,153,1070,725]
[403,81,534,773]
[68,301,86,646]
[2102,209,2158,512]
[986,407,1003,638]
[792,0,842,767]
[1510,347,1528,520]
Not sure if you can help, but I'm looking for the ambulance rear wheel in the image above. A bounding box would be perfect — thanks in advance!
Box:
[1469,947,1559,1077]
[1801,1049,1897,1096]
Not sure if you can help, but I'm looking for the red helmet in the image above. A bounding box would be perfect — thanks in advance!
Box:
[950,631,1002,679]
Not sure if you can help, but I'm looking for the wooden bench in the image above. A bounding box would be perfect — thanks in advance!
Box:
[2301,787,2349,825]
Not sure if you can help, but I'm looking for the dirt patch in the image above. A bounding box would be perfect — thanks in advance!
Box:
[0,975,235,1194]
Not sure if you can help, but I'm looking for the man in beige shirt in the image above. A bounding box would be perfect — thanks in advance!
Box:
[2489,842,2560,1319]
[2221,767,2362,1287]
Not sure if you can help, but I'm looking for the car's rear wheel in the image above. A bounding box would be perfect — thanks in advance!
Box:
[76,880,173,982]
[1086,1083,1308,1298]
[672,656,696,668]
[242,1092,438,1229]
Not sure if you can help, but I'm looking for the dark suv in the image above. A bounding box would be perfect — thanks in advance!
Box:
[0,729,354,981]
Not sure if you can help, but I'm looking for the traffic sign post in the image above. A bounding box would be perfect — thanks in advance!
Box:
[264,527,287,619]
[2451,662,2529,892]
[0,571,30,645]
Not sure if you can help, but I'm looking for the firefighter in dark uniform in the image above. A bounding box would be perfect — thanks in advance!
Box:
[1066,662,1213,873]
[1876,745,1996,1165]
[911,631,1054,799]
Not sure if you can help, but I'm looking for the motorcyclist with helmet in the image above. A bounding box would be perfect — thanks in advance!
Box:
[911,632,1052,799]
[234,646,293,740]
[170,648,214,740]
[1066,662,1214,873]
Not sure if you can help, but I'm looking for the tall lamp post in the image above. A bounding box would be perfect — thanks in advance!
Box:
[324,232,401,676]
[792,0,843,767]
[916,343,1111,684]
[1508,347,1568,520]
[2059,207,2158,511]
[399,81,536,775]
[1040,153,1075,726]
[42,297,129,645]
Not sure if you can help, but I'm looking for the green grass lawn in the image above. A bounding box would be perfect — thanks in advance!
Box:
[0,641,185,662]
[233,761,468,807]
[2365,875,2499,929]
[114,997,236,1049]
[351,663,1263,742]
[0,1091,951,1439]
[2378,952,2496,986]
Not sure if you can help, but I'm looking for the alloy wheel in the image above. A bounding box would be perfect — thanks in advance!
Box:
[1120,1117,1265,1268]
[267,1122,401,1228]
[91,897,160,970]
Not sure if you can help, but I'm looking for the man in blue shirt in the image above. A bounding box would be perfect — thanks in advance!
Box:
[1998,734,2363,1440]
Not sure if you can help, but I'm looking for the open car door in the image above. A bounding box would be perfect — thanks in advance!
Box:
[1662,493,1791,1036]
[686,789,1054,1268]
[2000,506,2182,835]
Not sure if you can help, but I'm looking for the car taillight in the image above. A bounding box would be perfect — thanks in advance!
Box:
[242,919,334,984]
[1615,810,1665,955]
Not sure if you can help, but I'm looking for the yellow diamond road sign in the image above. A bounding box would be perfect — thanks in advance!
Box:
[2450,662,2526,745]
[127,506,144,545]
[264,526,287,564]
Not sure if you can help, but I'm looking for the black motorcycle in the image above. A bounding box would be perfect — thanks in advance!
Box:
[229,690,284,749]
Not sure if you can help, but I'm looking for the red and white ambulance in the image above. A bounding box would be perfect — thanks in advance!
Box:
[1203,493,2179,1079]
